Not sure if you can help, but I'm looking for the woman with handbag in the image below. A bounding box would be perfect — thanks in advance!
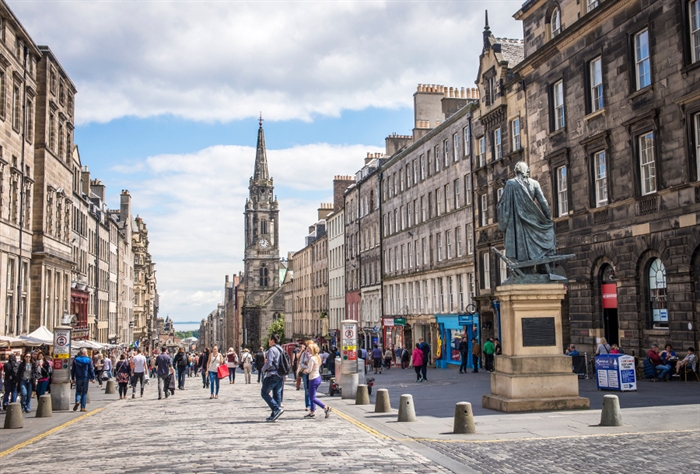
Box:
[207,345,224,399]
[116,354,131,399]
[240,348,253,384]
[302,343,331,419]
[226,348,239,384]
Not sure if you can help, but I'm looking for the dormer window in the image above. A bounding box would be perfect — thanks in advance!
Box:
[485,76,497,106]
[551,8,561,38]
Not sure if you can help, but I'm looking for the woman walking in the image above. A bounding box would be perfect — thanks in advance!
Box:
[226,348,239,384]
[384,347,393,370]
[240,348,253,384]
[303,343,331,419]
[116,354,131,399]
[207,346,224,399]
[17,353,37,413]
[35,352,52,397]
[411,343,424,382]
[103,355,113,381]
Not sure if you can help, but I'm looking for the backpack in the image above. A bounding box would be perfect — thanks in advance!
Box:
[274,346,292,376]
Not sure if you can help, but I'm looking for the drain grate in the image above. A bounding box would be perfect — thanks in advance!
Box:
[321,452,341,457]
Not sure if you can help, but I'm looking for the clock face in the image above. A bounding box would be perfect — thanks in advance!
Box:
[258,239,270,249]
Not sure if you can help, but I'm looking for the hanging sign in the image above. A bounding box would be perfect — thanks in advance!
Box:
[602,283,617,309]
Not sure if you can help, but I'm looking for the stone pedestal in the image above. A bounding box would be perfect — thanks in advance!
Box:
[482,284,589,412]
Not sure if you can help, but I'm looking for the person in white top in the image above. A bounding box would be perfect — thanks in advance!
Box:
[130,348,148,398]
[303,343,331,419]
[207,345,224,399]
[240,348,253,384]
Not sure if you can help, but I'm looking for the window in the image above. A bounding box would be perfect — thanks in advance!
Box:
[635,29,651,90]
[420,155,426,180]
[416,281,421,313]
[437,233,443,261]
[446,230,452,259]
[486,77,496,105]
[444,139,450,168]
[590,57,604,112]
[421,196,426,222]
[413,159,418,185]
[453,133,459,161]
[427,151,432,177]
[438,278,445,312]
[435,145,440,173]
[400,169,404,192]
[408,242,413,268]
[466,224,473,255]
[457,274,464,310]
[454,179,460,209]
[477,137,486,167]
[465,175,472,205]
[695,113,700,180]
[464,125,471,156]
[26,98,33,142]
[447,276,454,311]
[493,128,502,160]
[639,132,656,195]
[497,187,504,204]
[480,194,488,226]
[482,253,491,289]
[259,266,269,287]
[0,71,4,119]
[499,250,508,284]
[12,83,20,131]
[421,237,427,267]
[691,0,700,63]
[551,7,561,38]
[594,151,608,207]
[443,184,449,213]
[557,165,569,217]
[587,0,599,13]
[456,227,462,257]
[649,258,667,328]
[511,117,521,151]
[553,80,565,130]
[414,199,419,224]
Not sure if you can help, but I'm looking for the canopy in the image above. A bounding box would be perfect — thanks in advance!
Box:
[0,335,25,347]
[21,326,54,345]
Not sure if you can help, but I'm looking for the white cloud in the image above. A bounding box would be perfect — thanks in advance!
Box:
[109,141,381,323]
[10,0,523,125]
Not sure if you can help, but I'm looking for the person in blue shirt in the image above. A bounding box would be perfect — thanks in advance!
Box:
[565,344,580,356]
[71,348,95,412]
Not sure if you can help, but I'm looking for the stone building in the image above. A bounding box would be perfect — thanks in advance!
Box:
[327,175,355,345]
[28,45,76,334]
[222,273,243,352]
[470,22,528,341]
[512,0,700,354]
[0,3,40,336]
[380,84,479,364]
[344,182,361,325]
[133,216,157,350]
[242,119,283,347]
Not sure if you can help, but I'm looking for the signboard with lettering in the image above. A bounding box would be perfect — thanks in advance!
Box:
[54,329,71,359]
[602,283,618,309]
[342,323,357,362]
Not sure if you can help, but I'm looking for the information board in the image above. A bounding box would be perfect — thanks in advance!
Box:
[54,328,71,359]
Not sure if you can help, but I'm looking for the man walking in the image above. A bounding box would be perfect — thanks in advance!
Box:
[71,348,95,412]
[483,337,495,372]
[156,347,173,400]
[418,338,431,382]
[173,348,188,390]
[471,338,481,373]
[130,348,147,398]
[260,334,285,422]
[458,336,469,374]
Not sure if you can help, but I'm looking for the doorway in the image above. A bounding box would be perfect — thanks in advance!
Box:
[600,264,618,346]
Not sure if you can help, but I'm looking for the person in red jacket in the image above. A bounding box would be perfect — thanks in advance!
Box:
[648,343,671,381]
[411,344,424,382]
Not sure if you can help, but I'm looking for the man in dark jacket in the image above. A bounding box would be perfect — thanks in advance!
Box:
[458,336,469,374]
[419,338,431,382]
[173,348,188,390]
[71,348,96,412]
[254,347,265,383]
[199,349,210,388]
[3,354,20,409]
[156,347,173,400]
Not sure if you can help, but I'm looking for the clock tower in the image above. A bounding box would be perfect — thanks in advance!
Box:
[242,117,283,347]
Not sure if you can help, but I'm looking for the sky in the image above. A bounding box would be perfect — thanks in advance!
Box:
[9,0,524,331]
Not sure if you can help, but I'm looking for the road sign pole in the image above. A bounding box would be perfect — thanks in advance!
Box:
[340,319,359,400]
[51,325,72,410]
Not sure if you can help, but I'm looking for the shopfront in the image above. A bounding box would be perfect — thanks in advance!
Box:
[382,318,405,353]
[435,314,480,369]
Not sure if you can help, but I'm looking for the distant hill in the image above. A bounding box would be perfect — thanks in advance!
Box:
[176,330,199,340]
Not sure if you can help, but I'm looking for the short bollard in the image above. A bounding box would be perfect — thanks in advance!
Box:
[36,394,53,418]
[453,402,476,434]
[86,391,91,404]
[104,379,116,395]
[600,394,622,426]
[397,394,416,422]
[3,402,24,429]
[355,384,370,405]
[375,388,391,413]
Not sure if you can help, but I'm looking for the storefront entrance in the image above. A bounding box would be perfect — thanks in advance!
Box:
[435,314,479,369]
[601,264,618,346]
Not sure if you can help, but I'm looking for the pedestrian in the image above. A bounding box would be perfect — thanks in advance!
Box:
[483,338,495,372]
[2,354,19,409]
[297,342,311,411]
[302,343,331,419]
[94,354,104,387]
[471,338,481,373]
[173,348,188,390]
[71,348,95,412]
[260,334,285,422]
[458,336,469,374]
[17,353,37,413]
[240,348,253,384]
[293,343,304,390]
[411,343,424,382]
[371,344,383,374]
[116,354,131,399]
[400,347,410,369]
[418,338,431,382]
[130,348,148,398]
[207,345,224,399]
[149,353,158,379]
[226,348,239,384]
[494,338,502,355]
[192,352,199,377]
[35,352,52,397]
[102,355,113,381]
[359,346,368,374]
[156,346,173,400]
[199,348,210,389]
[168,365,176,396]
[254,347,265,383]
[384,347,393,370]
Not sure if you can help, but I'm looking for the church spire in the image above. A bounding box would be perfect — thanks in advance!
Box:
[253,113,269,183]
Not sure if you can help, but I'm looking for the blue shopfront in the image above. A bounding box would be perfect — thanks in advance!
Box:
[435,314,480,369]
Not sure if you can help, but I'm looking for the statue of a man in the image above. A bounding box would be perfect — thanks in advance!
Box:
[497,161,556,262]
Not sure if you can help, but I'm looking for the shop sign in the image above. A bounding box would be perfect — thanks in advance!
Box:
[458,315,476,325]
[382,318,394,327]
[393,318,406,326]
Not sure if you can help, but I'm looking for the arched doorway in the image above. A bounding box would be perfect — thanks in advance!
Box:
[600,264,618,345]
